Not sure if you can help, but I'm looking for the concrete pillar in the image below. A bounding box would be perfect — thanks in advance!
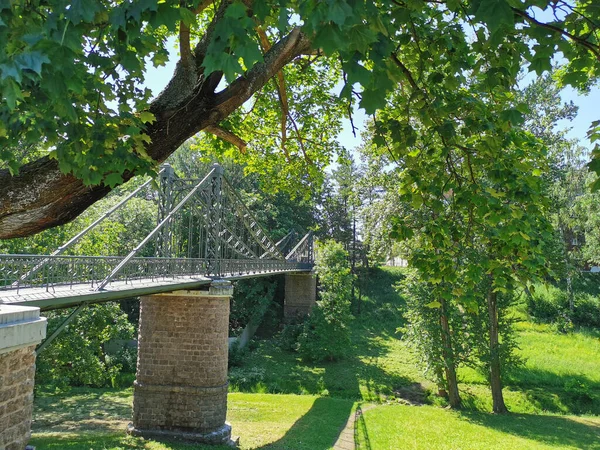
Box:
[128,280,233,445]
[0,305,47,450]
[284,272,317,319]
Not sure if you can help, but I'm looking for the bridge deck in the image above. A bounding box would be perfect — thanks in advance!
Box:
[0,268,310,311]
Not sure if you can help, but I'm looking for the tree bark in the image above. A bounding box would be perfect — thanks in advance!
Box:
[0,28,311,239]
[487,287,508,414]
[440,297,461,409]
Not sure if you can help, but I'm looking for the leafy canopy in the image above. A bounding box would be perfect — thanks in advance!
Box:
[0,0,599,188]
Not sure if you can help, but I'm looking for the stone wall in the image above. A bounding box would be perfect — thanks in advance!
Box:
[0,305,47,450]
[284,272,317,319]
[129,282,232,444]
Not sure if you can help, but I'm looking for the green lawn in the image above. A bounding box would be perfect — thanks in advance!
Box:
[357,404,600,450]
[31,391,355,450]
[30,267,600,449]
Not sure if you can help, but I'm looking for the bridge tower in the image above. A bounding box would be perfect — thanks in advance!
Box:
[128,280,233,445]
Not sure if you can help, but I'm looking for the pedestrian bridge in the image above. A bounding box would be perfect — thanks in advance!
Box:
[0,163,316,448]
[0,163,314,310]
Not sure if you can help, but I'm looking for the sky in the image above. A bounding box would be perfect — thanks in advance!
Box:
[143,39,598,158]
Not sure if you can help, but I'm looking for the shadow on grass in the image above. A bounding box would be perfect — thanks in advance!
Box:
[258,397,355,450]
[506,367,600,415]
[29,432,231,450]
[33,387,133,433]
[460,411,600,449]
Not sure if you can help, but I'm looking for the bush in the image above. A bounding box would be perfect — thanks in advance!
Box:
[277,321,304,352]
[230,277,279,336]
[527,283,600,329]
[228,340,249,367]
[527,284,565,323]
[36,303,136,389]
[297,241,354,362]
[572,293,600,328]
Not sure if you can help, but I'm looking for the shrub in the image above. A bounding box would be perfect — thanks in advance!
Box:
[228,340,248,367]
[230,277,279,336]
[277,321,304,352]
[526,284,565,323]
[527,283,600,329]
[572,293,600,328]
[36,303,136,389]
[297,241,354,362]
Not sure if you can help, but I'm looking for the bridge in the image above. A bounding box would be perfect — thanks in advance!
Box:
[0,163,314,310]
[0,164,316,448]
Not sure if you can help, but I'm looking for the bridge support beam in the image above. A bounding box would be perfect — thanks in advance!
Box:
[284,272,317,320]
[0,305,47,450]
[128,280,233,445]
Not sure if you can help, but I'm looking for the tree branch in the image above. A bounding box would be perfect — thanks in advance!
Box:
[204,125,247,152]
[0,26,311,239]
[257,27,290,153]
[513,7,600,61]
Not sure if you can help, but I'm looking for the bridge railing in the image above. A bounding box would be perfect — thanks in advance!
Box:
[0,254,311,293]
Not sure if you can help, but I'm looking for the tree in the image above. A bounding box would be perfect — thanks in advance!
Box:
[1,1,600,238]
[298,240,354,362]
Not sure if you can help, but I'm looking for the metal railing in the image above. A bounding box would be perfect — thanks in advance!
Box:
[0,254,310,293]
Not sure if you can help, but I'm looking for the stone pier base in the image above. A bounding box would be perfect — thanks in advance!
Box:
[284,272,317,320]
[0,305,47,450]
[129,281,233,445]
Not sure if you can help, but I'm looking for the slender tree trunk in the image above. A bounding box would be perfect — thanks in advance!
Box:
[487,286,508,414]
[351,205,357,309]
[439,298,461,408]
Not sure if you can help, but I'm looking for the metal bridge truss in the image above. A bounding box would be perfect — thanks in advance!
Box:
[0,164,313,306]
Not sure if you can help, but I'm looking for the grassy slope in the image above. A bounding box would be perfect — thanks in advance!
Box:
[30,267,600,449]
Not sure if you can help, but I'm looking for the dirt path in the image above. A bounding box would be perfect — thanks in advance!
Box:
[333,403,378,450]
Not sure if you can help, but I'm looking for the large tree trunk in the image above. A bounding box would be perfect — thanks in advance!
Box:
[440,298,461,409]
[0,28,311,239]
[487,287,508,414]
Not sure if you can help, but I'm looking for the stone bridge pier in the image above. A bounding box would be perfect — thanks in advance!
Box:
[0,305,47,450]
[284,272,317,320]
[128,280,233,445]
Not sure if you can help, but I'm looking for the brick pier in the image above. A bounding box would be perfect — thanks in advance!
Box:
[0,305,47,450]
[128,280,233,444]
[284,272,317,319]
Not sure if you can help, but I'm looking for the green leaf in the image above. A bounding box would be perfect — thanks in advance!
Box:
[500,108,524,126]
[67,0,101,24]
[475,0,514,34]
[104,172,123,187]
[15,51,51,76]
[225,1,247,20]
[3,78,23,110]
[0,63,22,83]
[179,7,197,27]
[327,0,354,26]
[139,111,156,124]
[425,301,441,308]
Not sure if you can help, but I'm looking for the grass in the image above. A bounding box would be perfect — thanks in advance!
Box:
[356,404,600,450]
[31,391,355,450]
[30,266,600,448]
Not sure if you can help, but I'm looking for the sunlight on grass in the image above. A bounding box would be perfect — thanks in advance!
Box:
[357,404,600,450]
[31,393,355,450]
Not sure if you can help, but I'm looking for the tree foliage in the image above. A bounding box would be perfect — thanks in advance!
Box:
[298,240,354,362]
[1,0,600,237]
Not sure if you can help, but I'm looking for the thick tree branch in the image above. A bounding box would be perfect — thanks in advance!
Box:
[0,26,312,239]
[205,125,247,152]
